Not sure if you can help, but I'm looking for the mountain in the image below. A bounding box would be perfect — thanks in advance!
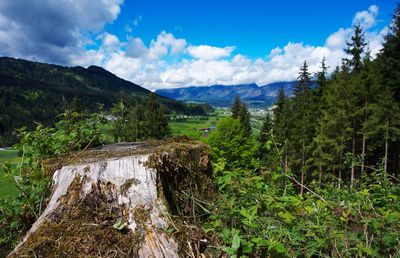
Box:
[155,81,297,108]
[0,57,205,146]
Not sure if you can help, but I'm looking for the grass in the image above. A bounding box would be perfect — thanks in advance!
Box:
[0,149,20,197]
[169,116,222,137]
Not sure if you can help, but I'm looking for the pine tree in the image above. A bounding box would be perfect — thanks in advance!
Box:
[293,61,311,97]
[260,111,273,145]
[111,97,128,142]
[239,102,252,137]
[376,4,400,174]
[259,111,274,164]
[291,61,315,194]
[127,103,144,141]
[231,95,242,119]
[273,88,291,171]
[316,57,328,94]
[316,68,352,187]
[342,25,367,188]
[144,93,169,139]
[344,24,367,73]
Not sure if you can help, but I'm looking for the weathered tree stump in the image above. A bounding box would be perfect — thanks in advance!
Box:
[9,139,215,257]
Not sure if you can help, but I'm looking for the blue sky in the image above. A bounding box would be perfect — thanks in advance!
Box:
[0,0,397,89]
[110,0,395,59]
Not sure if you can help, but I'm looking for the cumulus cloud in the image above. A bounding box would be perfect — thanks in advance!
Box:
[126,37,148,58]
[0,2,389,90]
[79,5,389,90]
[0,0,123,63]
[325,28,352,49]
[100,32,120,48]
[353,5,379,30]
[147,31,187,60]
[187,45,235,60]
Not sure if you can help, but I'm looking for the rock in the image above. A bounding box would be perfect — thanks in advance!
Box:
[9,140,215,257]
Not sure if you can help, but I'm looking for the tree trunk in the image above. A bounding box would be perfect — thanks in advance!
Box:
[361,132,366,176]
[351,118,356,190]
[9,141,214,258]
[318,163,322,186]
[384,119,389,174]
[339,142,343,189]
[284,140,289,172]
[361,100,368,176]
[300,141,305,195]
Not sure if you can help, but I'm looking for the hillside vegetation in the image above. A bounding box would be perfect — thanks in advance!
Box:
[0,57,210,146]
[1,4,400,258]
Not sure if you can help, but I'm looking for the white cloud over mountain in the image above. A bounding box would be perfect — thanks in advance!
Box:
[187,45,235,60]
[0,2,388,90]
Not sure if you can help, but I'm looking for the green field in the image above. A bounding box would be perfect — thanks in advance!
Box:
[169,115,222,138]
[0,149,20,197]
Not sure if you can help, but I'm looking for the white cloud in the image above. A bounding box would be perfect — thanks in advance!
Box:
[325,28,352,49]
[148,31,187,60]
[101,32,120,47]
[268,47,283,58]
[0,0,124,63]
[0,2,388,91]
[187,45,235,60]
[126,37,148,58]
[353,5,379,30]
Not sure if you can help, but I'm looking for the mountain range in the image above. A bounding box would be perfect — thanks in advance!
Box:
[155,81,297,108]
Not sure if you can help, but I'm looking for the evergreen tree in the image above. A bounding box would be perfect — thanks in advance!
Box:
[293,61,311,97]
[111,97,128,142]
[259,111,275,165]
[273,88,291,170]
[375,4,400,174]
[344,24,367,73]
[126,103,144,141]
[315,67,352,187]
[260,111,273,145]
[144,93,169,139]
[239,102,252,137]
[231,95,242,119]
[291,61,315,194]
[316,57,328,94]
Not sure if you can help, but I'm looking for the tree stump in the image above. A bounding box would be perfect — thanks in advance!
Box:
[9,140,215,257]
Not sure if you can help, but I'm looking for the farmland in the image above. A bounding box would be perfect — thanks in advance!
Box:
[0,149,19,197]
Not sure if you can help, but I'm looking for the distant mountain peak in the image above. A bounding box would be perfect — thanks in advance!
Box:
[155,81,296,108]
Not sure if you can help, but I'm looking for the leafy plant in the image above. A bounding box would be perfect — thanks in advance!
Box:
[0,111,107,256]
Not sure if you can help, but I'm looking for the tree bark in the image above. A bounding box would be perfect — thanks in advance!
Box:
[351,118,356,190]
[339,142,343,189]
[9,141,214,258]
[300,141,305,195]
[384,119,389,174]
[361,100,368,176]
[284,140,289,172]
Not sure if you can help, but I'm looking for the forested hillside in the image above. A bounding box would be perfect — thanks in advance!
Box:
[261,22,400,185]
[0,57,209,146]
[200,8,400,256]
